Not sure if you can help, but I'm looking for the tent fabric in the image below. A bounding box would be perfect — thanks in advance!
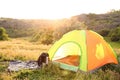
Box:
[55,55,80,66]
[48,30,118,72]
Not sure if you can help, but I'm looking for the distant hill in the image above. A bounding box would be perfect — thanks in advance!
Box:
[72,10,120,31]
[0,18,56,37]
[0,10,120,38]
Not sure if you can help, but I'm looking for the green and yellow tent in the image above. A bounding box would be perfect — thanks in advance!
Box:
[48,30,118,72]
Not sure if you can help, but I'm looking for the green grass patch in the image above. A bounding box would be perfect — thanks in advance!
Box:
[0,61,120,80]
[13,63,76,80]
[0,62,8,72]
[6,62,119,80]
[104,37,120,49]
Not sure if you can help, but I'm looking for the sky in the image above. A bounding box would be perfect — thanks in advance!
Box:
[0,0,120,19]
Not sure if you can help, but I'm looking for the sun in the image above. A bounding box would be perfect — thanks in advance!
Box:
[0,0,79,19]
[0,0,120,19]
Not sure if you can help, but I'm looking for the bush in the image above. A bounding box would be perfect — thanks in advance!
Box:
[0,27,9,40]
[41,34,53,45]
[99,29,110,37]
[109,27,120,41]
[30,28,53,45]
[111,33,120,41]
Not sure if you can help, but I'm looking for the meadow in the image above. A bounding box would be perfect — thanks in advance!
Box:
[0,10,120,80]
[0,37,120,80]
[0,38,51,61]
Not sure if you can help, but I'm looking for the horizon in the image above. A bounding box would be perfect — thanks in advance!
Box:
[0,0,120,20]
[0,10,118,20]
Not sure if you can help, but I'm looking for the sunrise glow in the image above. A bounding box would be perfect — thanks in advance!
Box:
[0,0,120,19]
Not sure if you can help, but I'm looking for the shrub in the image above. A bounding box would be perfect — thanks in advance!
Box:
[111,33,120,41]
[99,29,110,37]
[109,27,120,41]
[0,27,9,40]
[41,34,53,45]
[30,28,53,45]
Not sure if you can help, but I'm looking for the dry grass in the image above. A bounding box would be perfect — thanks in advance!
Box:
[0,38,51,61]
[114,49,120,54]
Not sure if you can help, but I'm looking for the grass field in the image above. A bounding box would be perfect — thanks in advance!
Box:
[0,38,51,61]
[0,38,120,80]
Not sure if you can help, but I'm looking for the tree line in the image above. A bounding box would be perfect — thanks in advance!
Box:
[0,10,120,44]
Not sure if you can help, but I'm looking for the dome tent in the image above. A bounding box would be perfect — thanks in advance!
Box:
[48,30,118,72]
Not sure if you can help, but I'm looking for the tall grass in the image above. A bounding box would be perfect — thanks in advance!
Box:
[0,38,51,61]
[0,61,120,80]
[10,63,120,80]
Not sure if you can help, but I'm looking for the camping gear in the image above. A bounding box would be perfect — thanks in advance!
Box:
[8,60,38,72]
[48,30,118,72]
[8,53,49,72]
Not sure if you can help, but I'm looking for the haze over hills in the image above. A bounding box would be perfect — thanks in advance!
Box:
[0,10,120,38]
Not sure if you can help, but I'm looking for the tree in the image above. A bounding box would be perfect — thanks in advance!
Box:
[0,27,9,40]
[30,28,53,45]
